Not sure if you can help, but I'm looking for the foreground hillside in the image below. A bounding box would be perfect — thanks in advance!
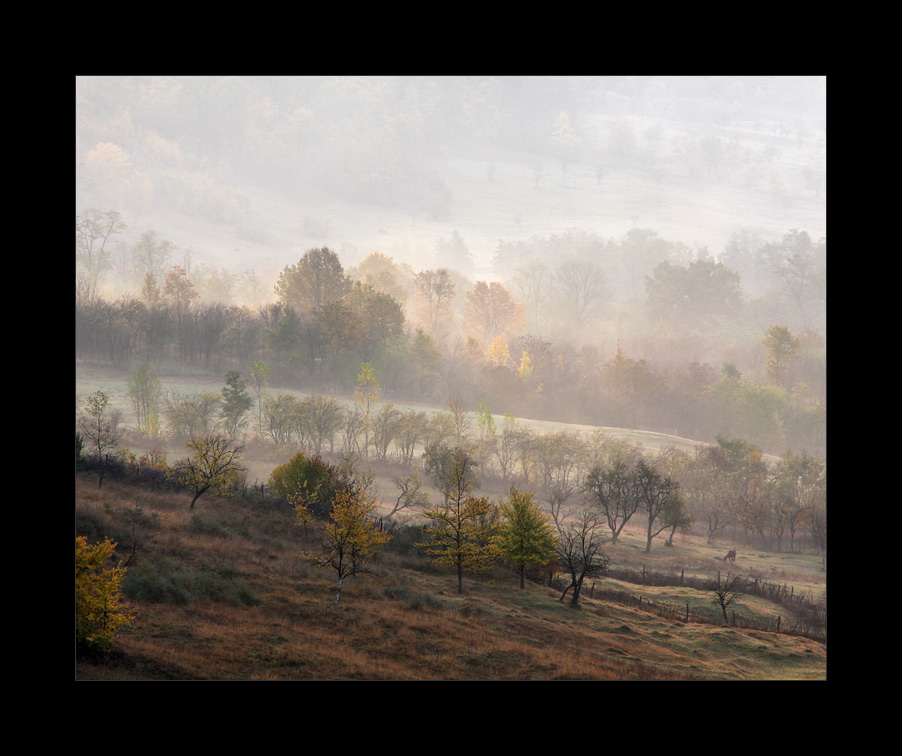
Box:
[74,473,827,681]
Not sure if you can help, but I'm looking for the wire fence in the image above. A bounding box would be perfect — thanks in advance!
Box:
[589,566,826,643]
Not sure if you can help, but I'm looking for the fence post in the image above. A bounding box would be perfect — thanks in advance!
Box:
[685,603,689,622]
[680,568,684,585]
[777,615,781,633]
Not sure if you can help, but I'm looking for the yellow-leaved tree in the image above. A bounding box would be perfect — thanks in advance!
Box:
[75,536,136,653]
[495,487,558,589]
[419,445,499,594]
[310,484,391,603]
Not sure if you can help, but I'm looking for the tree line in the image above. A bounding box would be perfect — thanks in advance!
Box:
[76,346,826,651]
[79,351,827,566]
[77,212,825,458]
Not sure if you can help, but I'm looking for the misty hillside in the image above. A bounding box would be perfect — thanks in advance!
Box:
[75,76,826,289]
[75,75,826,458]
[75,78,827,680]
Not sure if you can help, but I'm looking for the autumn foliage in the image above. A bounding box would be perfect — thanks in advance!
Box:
[75,536,136,652]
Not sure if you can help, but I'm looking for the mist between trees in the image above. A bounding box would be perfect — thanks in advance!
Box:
[78,332,826,568]
[77,218,825,461]
[76,206,826,562]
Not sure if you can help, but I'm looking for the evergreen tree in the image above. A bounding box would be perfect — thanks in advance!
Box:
[220,370,253,437]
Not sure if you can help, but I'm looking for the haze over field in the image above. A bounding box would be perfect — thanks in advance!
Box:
[76,75,826,458]
[75,78,828,680]
[75,75,825,295]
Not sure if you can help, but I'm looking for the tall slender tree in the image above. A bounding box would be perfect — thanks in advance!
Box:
[76,209,126,300]
[355,363,380,459]
[126,363,162,436]
[220,370,254,438]
[78,391,123,487]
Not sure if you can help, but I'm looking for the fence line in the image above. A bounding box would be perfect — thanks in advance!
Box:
[593,566,826,642]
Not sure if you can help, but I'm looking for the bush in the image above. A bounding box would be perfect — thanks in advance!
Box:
[268,452,347,517]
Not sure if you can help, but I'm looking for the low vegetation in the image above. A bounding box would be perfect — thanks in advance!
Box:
[75,77,826,681]
[74,470,826,681]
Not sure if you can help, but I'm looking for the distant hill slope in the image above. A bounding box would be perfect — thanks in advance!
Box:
[76,76,826,298]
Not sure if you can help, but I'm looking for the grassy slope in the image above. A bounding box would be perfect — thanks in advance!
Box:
[74,473,826,681]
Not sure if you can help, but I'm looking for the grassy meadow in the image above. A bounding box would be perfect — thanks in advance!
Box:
[74,472,826,681]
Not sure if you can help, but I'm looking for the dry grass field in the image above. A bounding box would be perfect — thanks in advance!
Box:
[74,471,826,681]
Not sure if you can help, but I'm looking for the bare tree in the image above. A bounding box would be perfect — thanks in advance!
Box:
[170,434,245,511]
[584,460,640,544]
[547,480,576,534]
[552,258,610,336]
[712,572,744,624]
[414,268,456,344]
[387,471,430,519]
[555,509,608,608]
[76,209,126,300]
[77,391,123,488]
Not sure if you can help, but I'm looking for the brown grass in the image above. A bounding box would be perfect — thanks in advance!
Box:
[74,473,826,681]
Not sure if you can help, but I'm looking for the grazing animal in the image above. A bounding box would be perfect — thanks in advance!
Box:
[723,548,736,563]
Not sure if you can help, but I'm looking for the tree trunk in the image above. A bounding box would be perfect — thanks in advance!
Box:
[570,581,582,608]
[335,577,343,603]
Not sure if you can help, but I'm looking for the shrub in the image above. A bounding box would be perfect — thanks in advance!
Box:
[268,452,347,517]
